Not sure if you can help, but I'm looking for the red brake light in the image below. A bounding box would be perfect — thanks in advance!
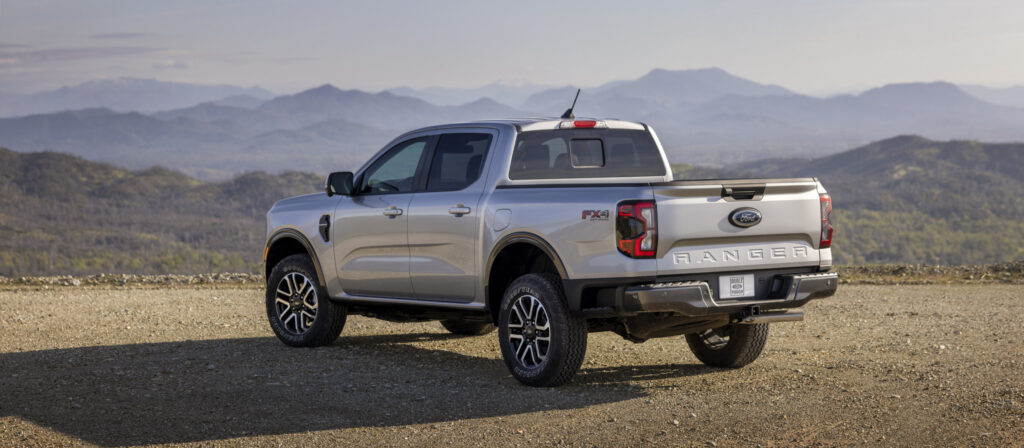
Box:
[819,194,833,248]
[616,200,657,258]
[558,120,607,129]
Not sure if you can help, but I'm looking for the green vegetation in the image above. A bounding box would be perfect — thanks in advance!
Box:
[0,148,320,276]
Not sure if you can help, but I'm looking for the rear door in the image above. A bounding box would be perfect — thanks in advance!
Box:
[333,136,433,298]
[407,131,495,302]
[652,179,824,276]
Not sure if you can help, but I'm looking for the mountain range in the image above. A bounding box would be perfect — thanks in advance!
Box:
[388,81,551,107]
[0,78,274,118]
[3,68,1024,178]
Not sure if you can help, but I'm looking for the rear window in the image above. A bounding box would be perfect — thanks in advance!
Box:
[509,129,666,180]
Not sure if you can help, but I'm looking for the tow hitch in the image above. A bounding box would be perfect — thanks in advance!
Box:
[734,305,804,324]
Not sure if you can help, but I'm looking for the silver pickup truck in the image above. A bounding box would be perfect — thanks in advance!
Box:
[263,118,837,386]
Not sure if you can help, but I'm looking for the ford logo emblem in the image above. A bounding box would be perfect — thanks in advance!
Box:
[729,208,762,228]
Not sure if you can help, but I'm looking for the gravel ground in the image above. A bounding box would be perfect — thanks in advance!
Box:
[1,285,1022,447]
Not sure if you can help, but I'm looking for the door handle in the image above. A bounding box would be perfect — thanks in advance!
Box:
[383,206,403,217]
[448,204,471,216]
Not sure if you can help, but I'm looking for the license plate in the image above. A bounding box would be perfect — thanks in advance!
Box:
[719,274,755,299]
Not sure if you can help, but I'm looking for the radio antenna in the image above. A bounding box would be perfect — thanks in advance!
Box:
[560,88,581,119]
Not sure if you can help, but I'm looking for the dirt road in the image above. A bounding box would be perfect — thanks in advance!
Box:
[1,285,1022,447]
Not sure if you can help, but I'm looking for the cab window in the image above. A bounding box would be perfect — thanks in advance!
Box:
[359,137,428,194]
[426,133,492,192]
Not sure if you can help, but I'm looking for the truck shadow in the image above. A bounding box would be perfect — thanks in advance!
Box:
[0,332,708,446]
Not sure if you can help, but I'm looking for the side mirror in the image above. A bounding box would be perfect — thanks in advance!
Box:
[325,171,354,196]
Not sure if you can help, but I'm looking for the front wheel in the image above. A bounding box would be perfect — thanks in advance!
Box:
[685,323,769,368]
[498,273,587,387]
[266,254,347,347]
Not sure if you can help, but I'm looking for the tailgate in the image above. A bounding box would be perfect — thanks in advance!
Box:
[653,179,824,275]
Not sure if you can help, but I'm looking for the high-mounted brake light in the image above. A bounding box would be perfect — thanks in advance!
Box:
[559,120,607,129]
[616,200,657,258]
[819,194,833,248]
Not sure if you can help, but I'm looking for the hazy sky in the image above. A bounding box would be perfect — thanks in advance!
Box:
[2,0,1023,95]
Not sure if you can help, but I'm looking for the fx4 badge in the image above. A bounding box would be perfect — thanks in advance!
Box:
[581,210,610,221]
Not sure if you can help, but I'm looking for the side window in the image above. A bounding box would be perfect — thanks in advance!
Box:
[359,138,428,194]
[426,133,493,192]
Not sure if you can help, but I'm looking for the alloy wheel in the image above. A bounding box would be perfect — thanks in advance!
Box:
[506,294,551,368]
[274,272,318,334]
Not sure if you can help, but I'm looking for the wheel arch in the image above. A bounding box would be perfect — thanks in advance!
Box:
[484,232,568,323]
[264,229,327,289]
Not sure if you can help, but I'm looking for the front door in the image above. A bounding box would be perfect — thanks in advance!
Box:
[408,131,494,302]
[334,136,432,298]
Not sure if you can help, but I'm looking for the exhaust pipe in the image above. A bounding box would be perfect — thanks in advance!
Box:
[736,309,804,324]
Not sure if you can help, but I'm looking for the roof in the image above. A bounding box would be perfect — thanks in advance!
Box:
[401,118,648,135]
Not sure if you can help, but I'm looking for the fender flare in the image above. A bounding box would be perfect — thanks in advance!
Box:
[265,229,327,289]
[484,231,568,292]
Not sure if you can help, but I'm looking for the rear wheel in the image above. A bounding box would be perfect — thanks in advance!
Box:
[685,323,769,368]
[266,254,346,347]
[440,319,495,336]
[498,273,587,387]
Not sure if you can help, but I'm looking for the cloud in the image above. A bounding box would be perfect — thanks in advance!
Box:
[0,46,160,64]
[153,59,189,70]
[90,32,155,40]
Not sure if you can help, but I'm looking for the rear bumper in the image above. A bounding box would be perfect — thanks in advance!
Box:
[590,272,837,318]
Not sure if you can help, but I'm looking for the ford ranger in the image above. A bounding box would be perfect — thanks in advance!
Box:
[263,118,837,387]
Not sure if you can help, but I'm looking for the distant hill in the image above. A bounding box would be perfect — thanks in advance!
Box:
[0,148,320,276]
[389,81,552,107]
[960,84,1024,108]
[731,136,1024,264]
[0,78,274,117]
[594,67,792,107]
[208,94,268,109]
[5,69,1024,178]
[258,84,526,129]
[519,70,1024,165]
[0,84,523,178]
[0,105,395,179]
[522,68,792,115]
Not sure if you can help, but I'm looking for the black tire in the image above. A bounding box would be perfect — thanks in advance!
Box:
[497,273,587,387]
[685,323,769,368]
[266,254,346,347]
[440,319,495,336]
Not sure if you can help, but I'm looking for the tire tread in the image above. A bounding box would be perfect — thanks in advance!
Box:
[498,273,587,387]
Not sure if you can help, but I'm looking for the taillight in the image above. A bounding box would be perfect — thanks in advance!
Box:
[819,193,833,248]
[616,201,657,258]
